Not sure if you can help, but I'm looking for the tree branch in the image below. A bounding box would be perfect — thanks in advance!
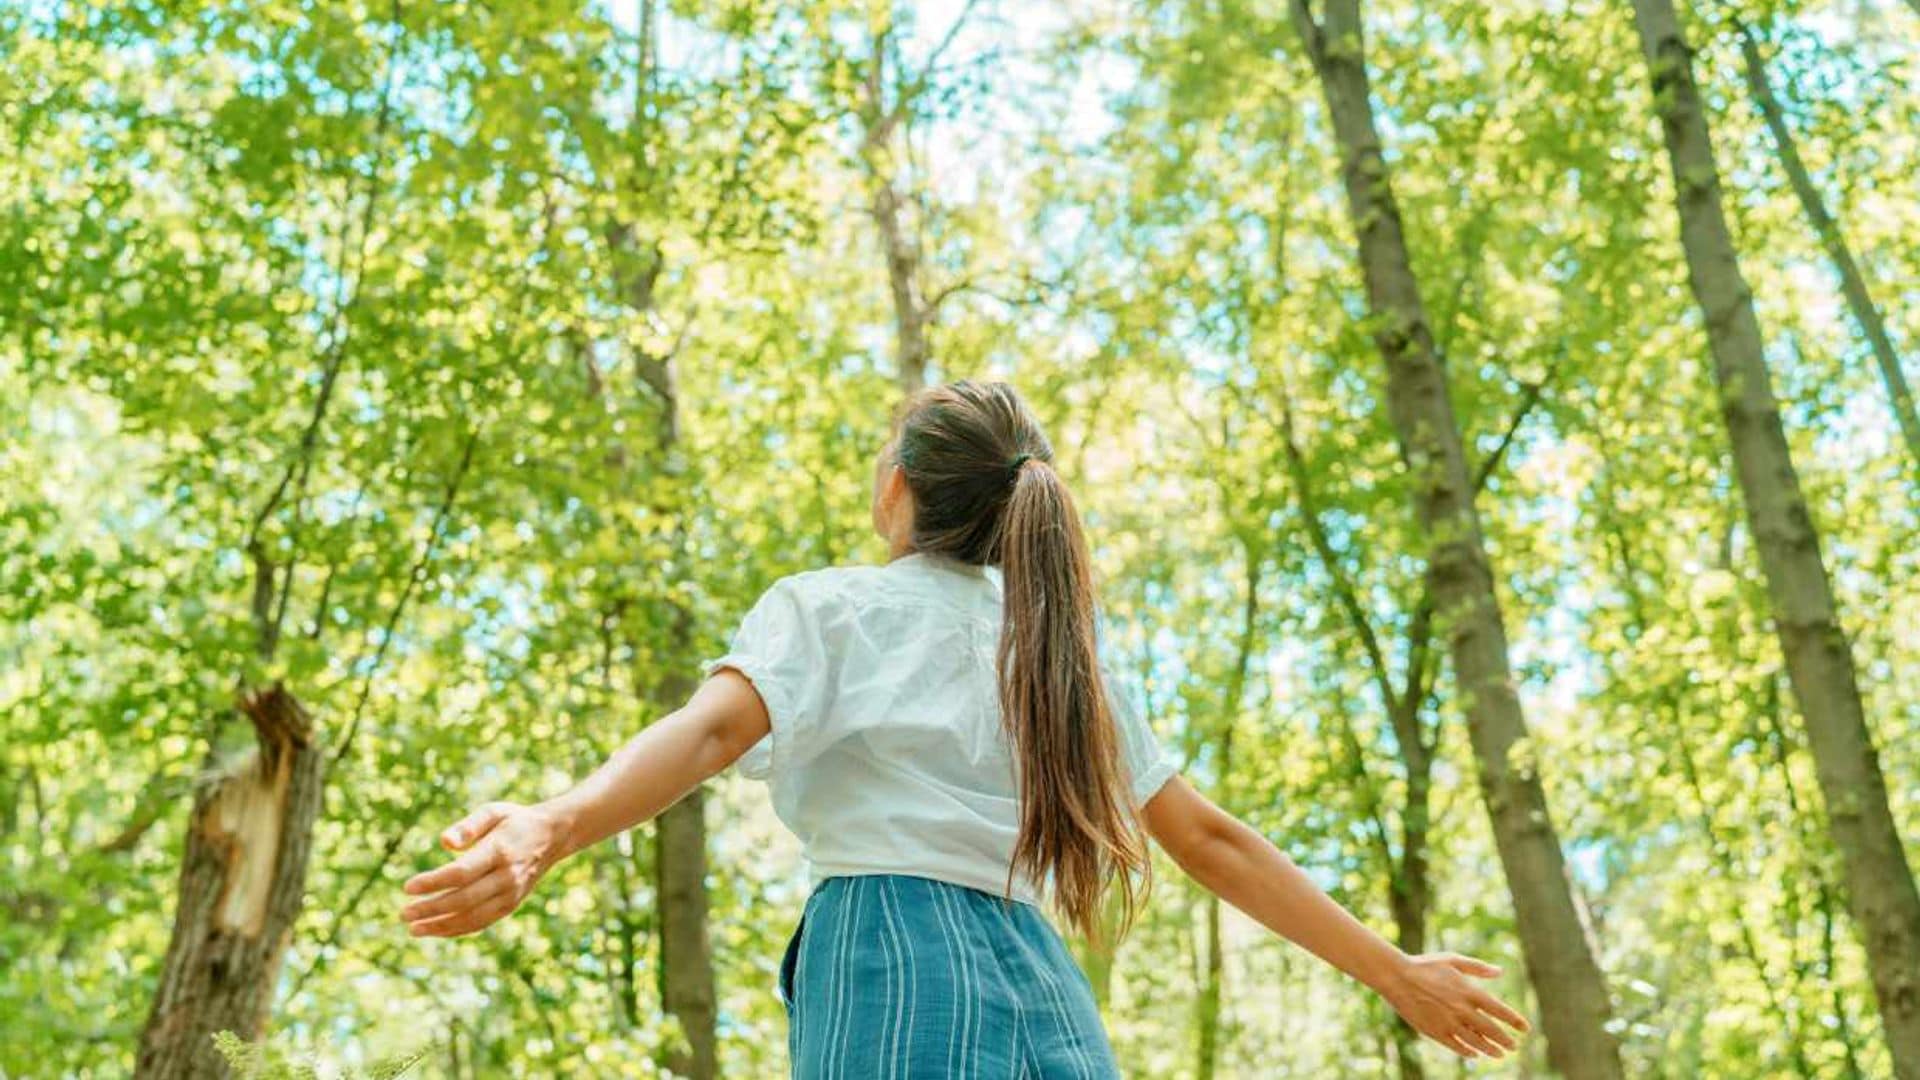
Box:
[331,427,481,767]
[1276,375,1399,713]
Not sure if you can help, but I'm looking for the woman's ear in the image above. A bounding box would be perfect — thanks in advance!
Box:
[880,464,914,548]
[883,462,909,508]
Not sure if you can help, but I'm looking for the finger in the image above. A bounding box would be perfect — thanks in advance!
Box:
[1458,1029,1502,1059]
[403,844,496,896]
[442,802,513,851]
[1420,1023,1473,1057]
[410,890,518,938]
[1467,1014,1518,1053]
[1436,1030,1479,1059]
[1472,990,1531,1034]
[1447,953,1502,979]
[1459,1018,1511,1057]
[401,867,510,924]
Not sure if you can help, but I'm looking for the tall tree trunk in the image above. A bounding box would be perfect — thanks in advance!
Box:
[1386,702,1433,1080]
[612,245,718,1077]
[652,587,715,1078]
[617,6,717,1068]
[1286,3,1624,1074]
[1196,898,1225,1080]
[136,687,325,1079]
[655,791,715,1078]
[1195,539,1263,1079]
[1629,3,1920,1074]
[873,175,929,394]
[1733,21,1920,485]
[861,6,930,395]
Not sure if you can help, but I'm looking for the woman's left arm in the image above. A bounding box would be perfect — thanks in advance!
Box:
[400,669,770,938]
[1143,774,1530,1060]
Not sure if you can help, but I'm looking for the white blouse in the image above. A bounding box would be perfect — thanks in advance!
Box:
[703,552,1180,907]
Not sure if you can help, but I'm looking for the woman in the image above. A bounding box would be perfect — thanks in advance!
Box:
[400,380,1528,1075]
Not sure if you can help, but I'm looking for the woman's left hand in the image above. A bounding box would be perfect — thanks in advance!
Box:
[1378,952,1531,1060]
[400,801,570,938]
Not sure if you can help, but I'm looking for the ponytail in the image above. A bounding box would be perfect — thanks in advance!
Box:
[998,459,1150,941]
[892,380,1149,941]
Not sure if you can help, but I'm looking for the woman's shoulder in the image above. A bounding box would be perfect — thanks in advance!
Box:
[765,562,889,601]
[750,563,893,624]
[762,559,991,625]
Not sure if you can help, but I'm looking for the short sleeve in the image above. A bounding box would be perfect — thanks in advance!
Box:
[1103,663,1178,807]
[701,578,829,781]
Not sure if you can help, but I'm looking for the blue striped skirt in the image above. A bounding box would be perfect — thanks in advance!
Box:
[776,874,1121,1079]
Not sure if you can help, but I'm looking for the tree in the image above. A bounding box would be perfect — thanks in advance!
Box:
[1627,0,1920,1073]
[1286,2,1626,1074]
[1731,16,1920,488]
[134,9,438,1070]
[7,0,1918,1073]
[136,688,327,1078]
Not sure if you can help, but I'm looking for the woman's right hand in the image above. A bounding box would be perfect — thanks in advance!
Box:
[1378,952,1531,1060]
[400,801,572,938]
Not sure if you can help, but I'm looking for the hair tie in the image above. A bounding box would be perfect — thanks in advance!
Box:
[1007,452,1033,485]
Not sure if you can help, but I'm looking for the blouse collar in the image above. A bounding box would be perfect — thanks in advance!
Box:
[891,551,990,580]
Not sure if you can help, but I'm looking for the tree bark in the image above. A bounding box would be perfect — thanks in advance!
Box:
[1195,897,1225,1079]
[655,790,716,1078]
[1629,3,1920,1074]
[1287,3,1624,1075]
[135,686,326,1079]
[873,174,929,394]
[652,591,715,1078]
[1195,540,1262,1080]
[1734,22,1920,486]
[614,230,719,1078]
[1386,699,1433,1080]
[861,6,930,395]
[613,9,719,1064]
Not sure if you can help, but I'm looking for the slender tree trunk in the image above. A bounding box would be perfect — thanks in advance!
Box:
[1387,706,1433,1080]
[652,586,715,1078]
[1630,3,1920,1074]
[136,687,325,1078]
[1277,321,1442,1080]
[1287,3,1623,1074]
[613,244,719,1075]
[861,6,930,394]
[655,791,716,1078]
[1194,542,1263,1079]
[615,8,718,1065]
[873,174,929,393]
[631,399,719,1078]
[1196,897,1225,1080]
[1734,22,1920,484]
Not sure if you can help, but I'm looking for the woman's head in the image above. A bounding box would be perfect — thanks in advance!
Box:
[877,380,1150,941]
[873,380,1050,562]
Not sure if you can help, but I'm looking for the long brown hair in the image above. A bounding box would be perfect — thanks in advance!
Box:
[892,380,1149,940]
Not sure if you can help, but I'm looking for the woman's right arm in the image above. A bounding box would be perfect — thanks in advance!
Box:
[1141,775,1529,1061]
[398,669,771,938]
